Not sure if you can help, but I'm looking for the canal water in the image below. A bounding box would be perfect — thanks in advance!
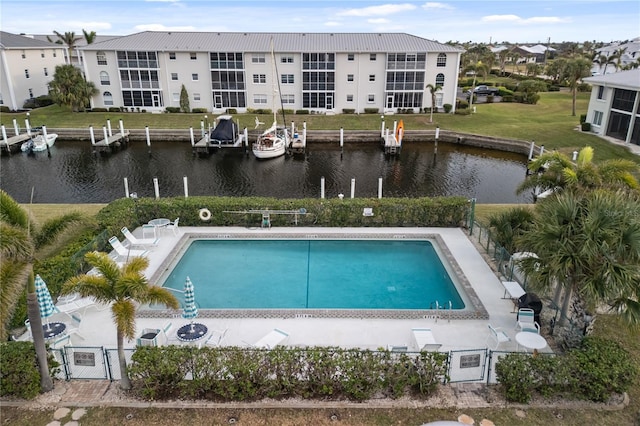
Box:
[0,140,532,204]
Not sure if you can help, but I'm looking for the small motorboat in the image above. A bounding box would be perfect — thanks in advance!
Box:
[21,133,58,153]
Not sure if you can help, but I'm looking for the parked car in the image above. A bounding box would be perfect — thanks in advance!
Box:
[469,85,500,96]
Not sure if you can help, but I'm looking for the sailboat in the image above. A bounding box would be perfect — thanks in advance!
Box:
[252,41,289,159]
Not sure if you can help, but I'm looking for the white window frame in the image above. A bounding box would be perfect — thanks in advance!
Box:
[370,54,376,61]
[281,55,294,63]
[369,74,375,82]
[171,73,178,81]
[97,51,107,65]
[436,53,447,67]
[282,94,295,104]
[192,73,199,81]
[347,94,354,102]
[194,93,201,101]
[593,110,603,126]
[347,53,355,61]
[253,74,266,84]
[190,52,197,60]
[254,94,268,104]
[100,71,110,85]
[169,52,176,60]
[252,53,266,63]
[103,91,113,106]
[281,74,294,84]
[597,86,605,100]
[367,94,375,103]
[347,74,354,82]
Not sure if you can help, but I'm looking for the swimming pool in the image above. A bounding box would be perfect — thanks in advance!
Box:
[149,233,487,319]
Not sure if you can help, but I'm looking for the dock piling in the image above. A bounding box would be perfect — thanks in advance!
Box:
[153,177,160,199]
[378,177,383,199]
[145,125,151,155]
[350,178,355,199]
[183,176,189,198]
[107,119,113,137]
[13,119,19,136]
[124,177,130,198]
[43,126,51,157]
[320,176,325,199]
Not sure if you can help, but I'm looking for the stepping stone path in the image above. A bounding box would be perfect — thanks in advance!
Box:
[47,407,87,425]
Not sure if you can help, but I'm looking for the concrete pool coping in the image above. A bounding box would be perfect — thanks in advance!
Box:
[142,231,489,320]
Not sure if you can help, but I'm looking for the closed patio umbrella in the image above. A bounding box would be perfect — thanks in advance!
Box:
[35,274,57,329]
[182,276,198,332]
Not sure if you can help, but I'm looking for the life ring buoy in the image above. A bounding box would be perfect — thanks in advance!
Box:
[199,208,212,221]
[395,119,404,142]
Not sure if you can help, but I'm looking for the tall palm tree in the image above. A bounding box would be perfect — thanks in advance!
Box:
[564,57,593,116]
[613,47,628,71]
[517,190,640,331]
[517,146,640,197]
[82,29,97,45]
[50,31,82,65]
[487,207,535,254]
[49,64,98,111]
[0,190,52,392]
[61,251,179,390]
[425,84,441,123]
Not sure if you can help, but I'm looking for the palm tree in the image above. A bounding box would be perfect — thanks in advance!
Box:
[49,65,98,111]
[82,29,97,45]
[462,62,489,109]
[61,251,179,390]
[563,57,593,116]
[613,47,628,71]
[425,84,441,123]
[487,207,535,254]
[517,146,640,197]
[50,31,82,65]
[497,48,510,75]
[517,190,640,333]
[0,190,52,392]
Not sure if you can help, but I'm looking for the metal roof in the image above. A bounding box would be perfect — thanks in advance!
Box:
[0,31,60,49]
[78,31,463,53]
[584,69,640,90]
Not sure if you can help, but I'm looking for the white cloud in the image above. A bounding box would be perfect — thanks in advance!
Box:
[422,2,454,11]
[368,18,390,24]
[134,23,195,31]
[324,21,341,27]
[481,14,570,25]
[337,3,416,17]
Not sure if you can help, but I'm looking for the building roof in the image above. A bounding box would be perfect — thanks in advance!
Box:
[29,34,121,47]
[583,68,640,90]
[0,31,61,49]
[78,31,464,53]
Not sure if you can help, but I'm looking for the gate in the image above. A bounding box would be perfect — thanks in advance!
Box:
[448,349,488,383]
[58,346,109,380]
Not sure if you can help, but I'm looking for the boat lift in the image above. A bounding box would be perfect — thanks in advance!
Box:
[223,208,307,228]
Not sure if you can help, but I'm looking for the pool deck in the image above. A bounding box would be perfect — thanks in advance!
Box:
[34,227,549,354]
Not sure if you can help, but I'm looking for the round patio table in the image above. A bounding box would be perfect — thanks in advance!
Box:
[43,322,66,340]
[177,323,208,342]
[515,332,547,351]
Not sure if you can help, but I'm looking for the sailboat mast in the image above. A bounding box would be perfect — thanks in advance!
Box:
[270,37,286,127]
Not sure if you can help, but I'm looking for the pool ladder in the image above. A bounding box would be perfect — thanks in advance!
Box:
[430,300,453,323]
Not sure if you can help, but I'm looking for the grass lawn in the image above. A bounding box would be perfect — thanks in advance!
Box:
[4,91,638,164]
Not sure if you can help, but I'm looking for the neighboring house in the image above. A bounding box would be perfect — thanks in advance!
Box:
[592,37,640,75]
[0,31,66,110]
[583,69,640,146]
[491,44,555,64]
[77,31,463,114]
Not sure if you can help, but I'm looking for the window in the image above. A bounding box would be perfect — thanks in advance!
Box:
[282,94,295,104]
[254,94,268,104]
[97,51,107,65]
[437,53,447,67]
[172,93,180,102]
[25,69,30,79]
[171,73,178,80]
[435,73,445,86]
[103,91,113,106]
[192,73,199,81]
[53,51,56,57]
[100,71,110,85]
[281,74,294,84]
[369,74,375,82]
[253,74,266,84]
[252,53,265,63]
[21,50,26,59]
[194,93,201,101]
[347,74,354,82]
[348,54,355,61]
[597,86,605,100]
[169,52,176,60]
[367,94,375,103]
[190,52,197,60]
[28,88,34,98]
[44,67,48,76]
[41,50,45,58]
[281,55,294,63]
[347,94,354,102]
[370,54,376,61]
[593,110,603,126]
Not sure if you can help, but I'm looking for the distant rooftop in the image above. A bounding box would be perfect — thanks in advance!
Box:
[583,68,640,90]
[0,31,60,49]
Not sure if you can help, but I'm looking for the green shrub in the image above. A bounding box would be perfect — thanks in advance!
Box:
[364,108,379,114]
[0,342,42,399]
[277,109,294,115]
[443,104,452,113]
[342,108,355,114]
[108,107,120,112]
[579,114,587,123]
[455,109,471,115]
[165,107,180,113]
[581,122,591,131]
[91,107,108,112]
[495,353,537,403]
[0,106,10,113]
[577,83,591,92]
[498,87,514,97]
[192,108,208,114]
[226,108,238,114]
[548,85,561,92]
[456,99,469,110]
[295,109,309,114]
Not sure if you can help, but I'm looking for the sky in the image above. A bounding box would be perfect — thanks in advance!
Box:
[2,0,638,45]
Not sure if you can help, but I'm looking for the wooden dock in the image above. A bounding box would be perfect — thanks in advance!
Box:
[193,134,247,156]
[288,134,306,156]
[381,133,402,155]
[1,133,33,155]
[92,131,130,154]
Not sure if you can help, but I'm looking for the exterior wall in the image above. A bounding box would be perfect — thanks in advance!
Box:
[0,46,65,110]
[585,83,640,145]
[585,85,614,137]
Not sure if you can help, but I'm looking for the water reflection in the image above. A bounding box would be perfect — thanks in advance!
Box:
[0,140,532,204]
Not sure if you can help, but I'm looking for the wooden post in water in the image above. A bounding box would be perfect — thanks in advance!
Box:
[183,176,189,198]
[25,115,31,136]
[434,126,440,155]
[124,177,130,198]
[244,128,249,155]
[13,119,19,136]
[119,120,125,138]
[42,126,51,157]
[350,178,356,199]
[303,122,307,148]
[528,141,535,161]
[340,128,344,148]
[320,176,325,199]
[102,126,108,146]
[145,125,151,155]
[380,116,385,138]
[153,177,159,199]
[378,177,383,199]
[107,119,113,137]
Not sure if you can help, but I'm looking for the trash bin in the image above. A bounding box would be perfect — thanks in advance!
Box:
[517,293,542,325]
[136,328,160,347]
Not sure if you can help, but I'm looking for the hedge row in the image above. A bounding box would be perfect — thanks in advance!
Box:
[129,345,449,401]
[0,341,60,399]
[96,196,470,237]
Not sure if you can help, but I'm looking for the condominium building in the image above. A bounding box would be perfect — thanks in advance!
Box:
[0,31,67,110]
[77,32,463,114]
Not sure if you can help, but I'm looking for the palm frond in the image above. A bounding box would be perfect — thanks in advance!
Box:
[0,223,34,261]
[0,190,30,229]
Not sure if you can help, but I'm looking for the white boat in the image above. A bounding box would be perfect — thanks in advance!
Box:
[21,133,58,152]
[252,39,289,160]
[252,122,288,159]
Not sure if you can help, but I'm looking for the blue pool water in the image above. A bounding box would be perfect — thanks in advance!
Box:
[162,239,465,310]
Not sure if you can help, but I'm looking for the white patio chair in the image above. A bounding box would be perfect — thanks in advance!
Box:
[108,236,148,260]
[516,308,539,333]
[165,218,180,236]
[121,226,159,248]
[204,328,228,347]
[486,324,510,350]
[248,328,289,349]
[411,327,442,351]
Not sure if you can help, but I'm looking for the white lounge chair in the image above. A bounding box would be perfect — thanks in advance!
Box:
[250,328,289,349]
[204,328,228,347]
[411,328,442,351]
[121,226,159,248]
[516,308,540,333]
[486,324,511,350]
[108,236,148,260]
